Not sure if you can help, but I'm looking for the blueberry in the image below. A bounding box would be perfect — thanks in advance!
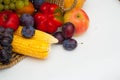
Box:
[63,38,77,51]
[22,26,35,38]
[20,14,34,26]
[53,32,64,44]
[33,0,44,10]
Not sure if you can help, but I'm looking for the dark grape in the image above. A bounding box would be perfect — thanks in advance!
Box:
[3,45,12,55]
[5,28,14,34]
[0,49,11,64]
[53,32,64,44]
[62,22,75,39]
[0,47,12,65]
[1,37,13,46]
[0,33,3,40]
[0,27,5,33]
[33,0,44,10]
[22,26,35,38]
[20,13,34,26]
[63,38,77,51]
[3,32,13,40]
[0,27,14,64]
[0,27,4,41]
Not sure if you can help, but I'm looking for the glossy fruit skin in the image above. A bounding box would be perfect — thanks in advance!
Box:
[62,22,75,39]
[34,2,63,34]
[63,38,77,51]
[64,8,89,36]
[0,10,19,31]
[53,32,64,44]
[21,26,35,38]
[39,2,50,13]
[20,13,34,26]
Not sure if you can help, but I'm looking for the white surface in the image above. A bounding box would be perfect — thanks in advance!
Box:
[0,0,120,80]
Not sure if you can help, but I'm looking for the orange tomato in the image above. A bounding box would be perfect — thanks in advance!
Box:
[16,2,35,15]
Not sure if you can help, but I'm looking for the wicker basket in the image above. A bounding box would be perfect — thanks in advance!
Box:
[0,0,78,69]
[45,0,78,12]
[0,53,25,69]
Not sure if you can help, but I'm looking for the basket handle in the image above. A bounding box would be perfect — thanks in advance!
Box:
[61,0,78,12]
[45,0,78,12]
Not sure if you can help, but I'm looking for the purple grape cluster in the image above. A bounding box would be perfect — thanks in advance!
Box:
[53,22,77,51]
[0,27,14,64]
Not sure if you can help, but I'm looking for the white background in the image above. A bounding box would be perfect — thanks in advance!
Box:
[0,0,120,80]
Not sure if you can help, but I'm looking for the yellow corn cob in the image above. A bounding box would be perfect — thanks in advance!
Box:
[14,26,58,43]
[12,35,50,59]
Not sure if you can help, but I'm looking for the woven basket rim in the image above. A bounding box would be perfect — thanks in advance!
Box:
[45,0,78,12]
[0,53,25,69]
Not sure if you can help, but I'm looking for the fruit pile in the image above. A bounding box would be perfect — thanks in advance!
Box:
[0,0,89,64]
[53,22,77,50]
